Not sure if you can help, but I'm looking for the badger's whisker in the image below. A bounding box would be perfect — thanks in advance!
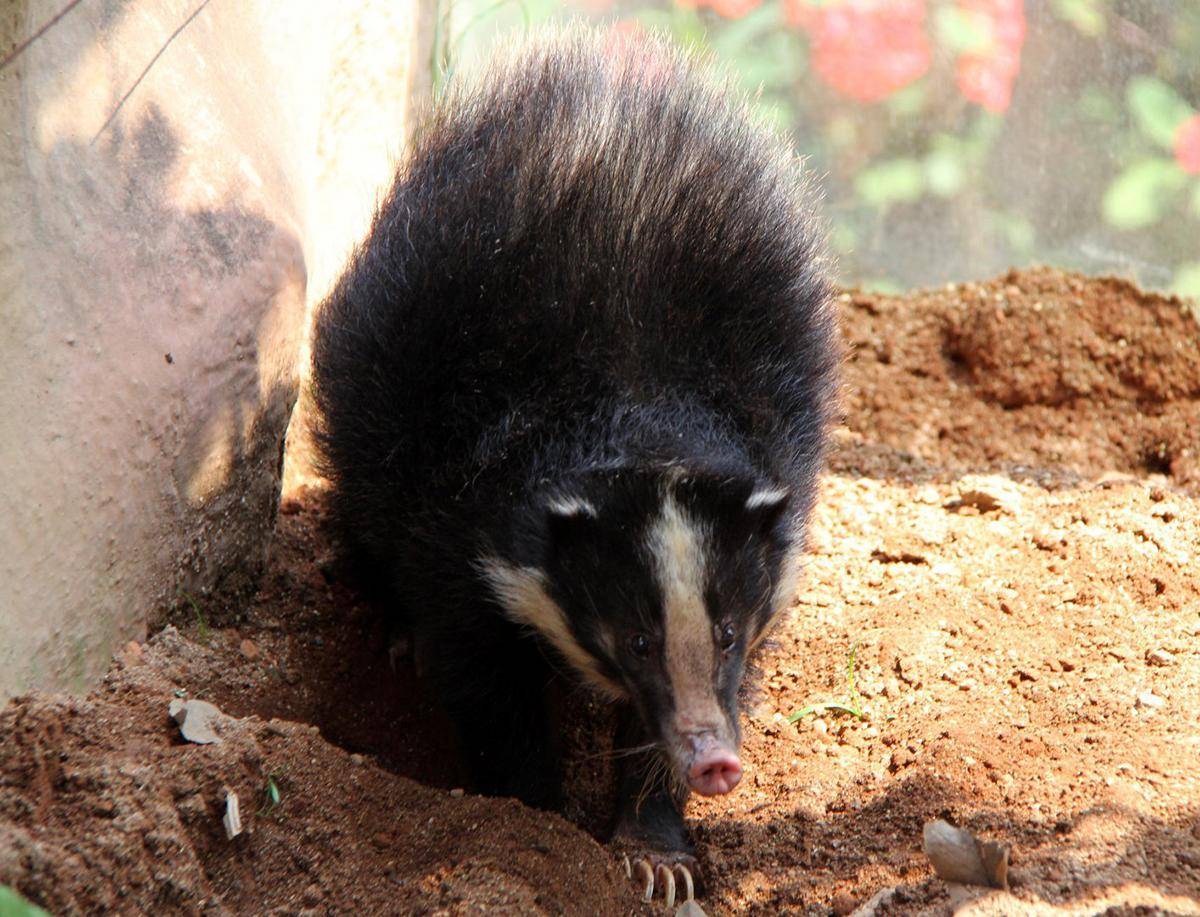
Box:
[580,742,657,762]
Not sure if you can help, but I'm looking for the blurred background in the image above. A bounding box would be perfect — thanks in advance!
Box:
[438,0,1200,299]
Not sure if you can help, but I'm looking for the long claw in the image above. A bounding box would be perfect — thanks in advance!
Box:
[635,859,654,902]
[674,864,695,901]
[656,864,676,907]
[622,854,631,878]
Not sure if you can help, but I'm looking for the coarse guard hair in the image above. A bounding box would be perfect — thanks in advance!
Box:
[312,28,839,568]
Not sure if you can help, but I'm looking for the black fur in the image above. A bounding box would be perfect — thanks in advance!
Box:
[311,29,839,858]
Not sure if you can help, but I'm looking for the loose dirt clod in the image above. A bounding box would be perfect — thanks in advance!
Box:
[922,819,1010,889]
[1147,648,1174,667]
[954,475,1024,514]
[1136,690,1166,710]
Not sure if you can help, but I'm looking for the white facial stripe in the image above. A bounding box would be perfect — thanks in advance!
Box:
[478,557,626,699]
[746,487,789,511]
[647,494,725,735]
[546,496,598,518]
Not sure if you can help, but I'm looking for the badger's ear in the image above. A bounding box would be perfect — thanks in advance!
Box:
[743,485,791,534]
[542,496,599,543]
[545,496,598,520]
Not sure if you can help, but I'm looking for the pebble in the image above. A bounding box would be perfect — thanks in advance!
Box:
[301,884,323,906]
[956,475,1023,515]
[350,753,365,766]
[1146,648,1173,667]
[168,699,224,745]
[1136,691,1165,710]
[239,639,259,660]
[449,788,465,798]
[831,890,856,915]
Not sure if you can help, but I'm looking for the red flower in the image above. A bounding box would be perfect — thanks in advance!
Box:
[677,0,763,20]
[1176,114,1200,175]
[954,0,1026,112]
[786,0,931,104]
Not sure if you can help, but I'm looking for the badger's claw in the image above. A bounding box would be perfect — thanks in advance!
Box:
[620,851,697,906]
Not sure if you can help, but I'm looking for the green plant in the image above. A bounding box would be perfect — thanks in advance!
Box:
[788,644,866,723]
[179,590,210,644]
[0,886,50,917]
[256,772,285,817]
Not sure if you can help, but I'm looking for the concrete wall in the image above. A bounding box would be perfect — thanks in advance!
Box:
[0,1,430,700]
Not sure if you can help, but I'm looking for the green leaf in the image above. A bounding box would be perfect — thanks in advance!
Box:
[887,83,927,119]
[924,149,965,197]
[709,1,777,58]
[935,6,992,54]
[0,886,51,917]
[1102,158,1188,229]
[855,158,924,208]
[787,702,864,724]
[1173,262,1200,301]
[1127,76,1195,150]
[1051,0,1105,36]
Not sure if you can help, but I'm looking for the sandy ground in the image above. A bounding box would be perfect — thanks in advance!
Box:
[1,267,1198,915]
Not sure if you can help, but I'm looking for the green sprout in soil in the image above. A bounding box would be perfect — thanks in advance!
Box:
[788,644,867,723]
[179,590,210,644]
[256,772,285,817]
[0,885,51,917]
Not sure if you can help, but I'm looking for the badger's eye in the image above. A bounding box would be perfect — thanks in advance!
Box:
[628,633,652,659]
[717,621,737,651]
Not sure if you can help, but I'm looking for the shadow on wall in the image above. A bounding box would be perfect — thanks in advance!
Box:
[1,0,308,697]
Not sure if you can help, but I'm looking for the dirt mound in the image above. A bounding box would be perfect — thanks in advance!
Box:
[838,266,1200,487]
[2,268,1199,915]
[0,628,627,915]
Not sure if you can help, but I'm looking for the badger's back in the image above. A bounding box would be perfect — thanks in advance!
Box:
[312,30,838,571]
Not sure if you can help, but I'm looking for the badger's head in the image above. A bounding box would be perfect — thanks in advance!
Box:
[480,468,800,797]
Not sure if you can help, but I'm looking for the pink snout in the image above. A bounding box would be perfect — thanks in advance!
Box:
[685,733,743,796]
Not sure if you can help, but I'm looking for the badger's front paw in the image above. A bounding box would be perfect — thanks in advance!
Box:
[619,849,698,907]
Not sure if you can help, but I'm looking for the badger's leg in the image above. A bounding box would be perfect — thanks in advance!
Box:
[434,625,562,810]
[610,711,699,905]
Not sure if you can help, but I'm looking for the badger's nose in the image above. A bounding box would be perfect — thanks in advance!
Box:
[685,733,742,796]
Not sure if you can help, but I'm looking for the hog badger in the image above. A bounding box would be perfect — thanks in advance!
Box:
[312,27,838,902]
